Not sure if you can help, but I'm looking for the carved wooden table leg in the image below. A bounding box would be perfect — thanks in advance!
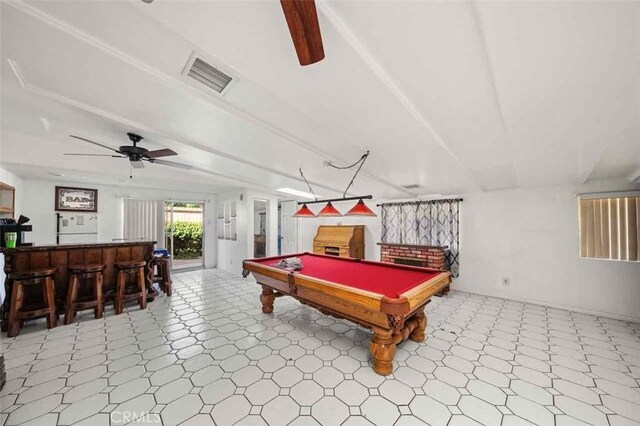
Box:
[370,326,396,376]
[260,286,276,313]
[409,308,427,342]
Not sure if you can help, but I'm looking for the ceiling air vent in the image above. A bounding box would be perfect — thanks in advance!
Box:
[185,56,233,94]
[402,184,421,190]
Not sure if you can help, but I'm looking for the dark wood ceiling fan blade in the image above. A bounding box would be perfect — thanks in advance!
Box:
[152,159,193,170]
[64,153,125,157]
[280,0,325,66]
[69,135,120,153]
[146,148,178,158]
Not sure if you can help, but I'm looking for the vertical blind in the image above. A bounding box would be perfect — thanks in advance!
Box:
[123,199,164,245]
[579,196,639,261]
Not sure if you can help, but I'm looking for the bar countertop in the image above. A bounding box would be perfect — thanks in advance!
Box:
[0,241,156,253]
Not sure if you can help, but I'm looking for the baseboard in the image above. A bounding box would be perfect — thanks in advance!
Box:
[452,288,640,324]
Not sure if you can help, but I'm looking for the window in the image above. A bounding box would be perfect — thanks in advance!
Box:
[579,194,639,261]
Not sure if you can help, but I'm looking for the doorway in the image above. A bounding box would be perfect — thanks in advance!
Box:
[253,200,267,258]
[279,200,298,255]
[165,202,204,270]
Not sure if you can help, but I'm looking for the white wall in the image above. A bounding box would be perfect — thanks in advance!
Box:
[216,190,248,275]
[0,166,25,303]
[455,179,640,322]
[18,179,218,268]
[294,180,640,322]
[0,166,24,215]
[216,190,279,275]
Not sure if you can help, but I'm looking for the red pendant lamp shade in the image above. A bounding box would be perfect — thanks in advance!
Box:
[317,201,343,217]
[293,203,316,218]
[345,199,377,216]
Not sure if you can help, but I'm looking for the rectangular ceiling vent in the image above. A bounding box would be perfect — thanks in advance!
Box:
[402,184,421,189]
[185,56,233,94]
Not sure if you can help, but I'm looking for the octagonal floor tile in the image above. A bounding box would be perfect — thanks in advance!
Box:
[211,395,251,425]
[262,396,299,426]
[291,380,324,406]
[361,395,401,425]
[312,396,349,426]
[161,394,203,425]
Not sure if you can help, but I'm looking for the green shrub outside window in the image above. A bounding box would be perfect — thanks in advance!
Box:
[166,221,203,259]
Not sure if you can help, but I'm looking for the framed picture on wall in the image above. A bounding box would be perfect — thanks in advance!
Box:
[55,186,98,212]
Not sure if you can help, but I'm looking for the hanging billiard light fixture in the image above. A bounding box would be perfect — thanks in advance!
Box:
[316,201,343,217]
[292,203,316,217]
[345,198,377,217]
[291,151,376,218]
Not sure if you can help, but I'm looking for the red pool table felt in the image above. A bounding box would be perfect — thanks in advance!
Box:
[252,253,441,298]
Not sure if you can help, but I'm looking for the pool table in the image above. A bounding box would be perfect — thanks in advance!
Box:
[242,253,452,375]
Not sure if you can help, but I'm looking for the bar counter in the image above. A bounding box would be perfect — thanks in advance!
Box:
[1,241,156,330]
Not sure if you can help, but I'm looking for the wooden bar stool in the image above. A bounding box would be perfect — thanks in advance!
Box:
[115,261,147,315]
[64,264,105,325]
[153,257,172,297]
[7,268,57,337]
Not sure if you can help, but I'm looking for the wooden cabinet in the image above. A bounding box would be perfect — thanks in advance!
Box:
[0,182,15,219]
[313,225,365,259]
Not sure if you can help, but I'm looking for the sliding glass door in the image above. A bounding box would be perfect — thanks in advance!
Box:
[165,202,204,270]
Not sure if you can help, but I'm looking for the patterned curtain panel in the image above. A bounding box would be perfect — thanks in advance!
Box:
[381,199,462,277]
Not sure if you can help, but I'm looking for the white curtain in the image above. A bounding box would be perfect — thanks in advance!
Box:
[123,199,164,246]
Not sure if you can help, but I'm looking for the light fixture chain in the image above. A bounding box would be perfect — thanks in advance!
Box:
[299,168,318,201]
[324,151,370,198]
[323,151,369,170]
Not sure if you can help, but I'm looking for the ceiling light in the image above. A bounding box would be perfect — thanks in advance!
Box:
[278,188,320,200]
[317,202,343,217]
[293,203,316,218]
[345,199,377,217]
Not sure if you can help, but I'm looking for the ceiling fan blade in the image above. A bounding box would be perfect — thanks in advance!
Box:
[152,159,193,170]
[280,0,325,66]
[145,148,178,158]
[69,135,121,153]
[131,160,145,169]
[64,153,126,157]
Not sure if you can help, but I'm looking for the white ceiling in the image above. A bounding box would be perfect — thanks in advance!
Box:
[1,0,638,199]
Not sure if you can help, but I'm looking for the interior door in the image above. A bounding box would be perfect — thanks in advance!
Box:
[280,201,298,255]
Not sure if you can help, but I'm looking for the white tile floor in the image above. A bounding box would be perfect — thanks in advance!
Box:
[1,268,639,425]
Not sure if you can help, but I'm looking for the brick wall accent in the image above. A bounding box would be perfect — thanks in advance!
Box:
[379,243,447,270]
